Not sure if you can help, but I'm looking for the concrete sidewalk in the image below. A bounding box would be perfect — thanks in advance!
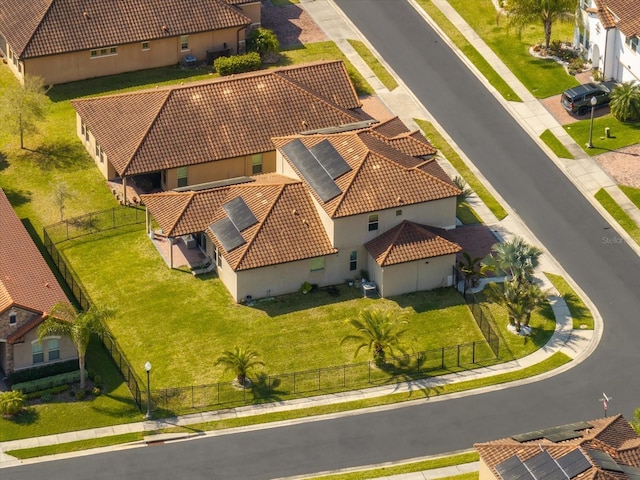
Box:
[0,1,614,478]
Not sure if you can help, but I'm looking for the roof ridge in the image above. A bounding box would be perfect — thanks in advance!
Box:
[378,220,409,265]
[168,191,199,236]
[16,0,55,57]
[231,183,286,270]
[122,89,173,176]
[328,145,371,218]
[412,159,460,193]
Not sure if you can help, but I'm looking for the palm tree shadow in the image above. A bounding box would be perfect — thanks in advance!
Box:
[251,373,285,403]
[5,407,39,426]
[562,292,589,320]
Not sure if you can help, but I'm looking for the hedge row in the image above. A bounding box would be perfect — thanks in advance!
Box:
[12,370,84,394]
[8,359,79,384]
[214,52,261,76]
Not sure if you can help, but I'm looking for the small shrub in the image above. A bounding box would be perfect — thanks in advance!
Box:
[87,368,96,381]
[40,392,53,403]
[213,52,261,76]
[247,28,280,57]
[25,384,70,400]
[75,389,86,400]
[568,57,585,75]
[92,386,102,396]
[93,374,103,388]
[0,390,26,416]
[8,359,79,384]
[300,281,312,294]
[12,370,83,394]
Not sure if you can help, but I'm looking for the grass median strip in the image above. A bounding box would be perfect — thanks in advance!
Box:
[539,130,573,159]
[595,188,640,245]
[5,352,570,459]
[347,39,398,91]
[7,432,145,459]
[544,273,594,330]
[416,119,508,220]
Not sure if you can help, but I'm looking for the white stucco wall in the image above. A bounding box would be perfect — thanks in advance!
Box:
[12,329,77,372]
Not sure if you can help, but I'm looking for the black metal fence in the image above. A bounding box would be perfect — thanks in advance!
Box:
[43,207,146,409]
[150,340,497,414]
[465,292,500,357]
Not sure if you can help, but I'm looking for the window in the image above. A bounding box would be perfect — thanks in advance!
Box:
[368,214,379,232]
[32,342,44,364]
[180,35,189,51]
[95,144,101,158]
[48,339,60,361]
[251,154,263,174]
[217,249,222,267]
[95,144,104,163]
[85,126,90,143]
[9,310,17,325]
[310,257,325,271]
[626,36,638,53]
[349,251,357,271]
[396,209,403,216]
[142,41,150,50]
[177,166,188,187]
[90,46,117,58]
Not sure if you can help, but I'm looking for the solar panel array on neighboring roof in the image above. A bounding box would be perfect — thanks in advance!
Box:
[496,449,594,480]
[557,450,591,478]
[223,196,258,232]
[281,138,346,202]
[587,449,624,473]
[172,176,254,192]
[621,465,640,480]
[511,423,593,443]
[209,217,246,253]
[496,455,535,480]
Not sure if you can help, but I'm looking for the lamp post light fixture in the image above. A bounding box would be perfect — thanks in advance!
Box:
[587,95,598,148]
[144,361,152,420]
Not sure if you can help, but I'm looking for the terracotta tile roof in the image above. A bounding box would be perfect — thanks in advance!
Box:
[0,0,251,59]
[594,0,640,36]
[475,415,640,480]
[365,221,461,267]
[143,176,336,271]
[72,61,366,177]
[273,128,460,219]
[368,117,437,158]
[0,189,69,318]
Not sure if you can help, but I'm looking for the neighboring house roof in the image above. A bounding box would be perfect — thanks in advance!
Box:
[273,128,460,219]
[365,221,461,267]
[0,189,69,329]
[72,60,366,177]
[475,414,640,480]
[0,0,251,59]
[143,175,337,271]
[594,0,640,38]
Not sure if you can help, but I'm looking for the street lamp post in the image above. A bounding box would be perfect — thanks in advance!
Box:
[587,95,598,148]
[145,361,152,420]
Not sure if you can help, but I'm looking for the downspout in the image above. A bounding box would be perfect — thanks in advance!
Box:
[237,25,248,54]
[602,28,609,79]
[122,176,128,205]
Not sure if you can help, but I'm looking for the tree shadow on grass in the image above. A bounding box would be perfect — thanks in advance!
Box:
[0,150,8,171]
[3,187,32,207]
[562,292,591,322]
[3,407,39,426]
[23,140,89,172]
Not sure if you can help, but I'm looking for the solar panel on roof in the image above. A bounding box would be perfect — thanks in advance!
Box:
[281,139,342,202]
[512,431,546,442]
[545,431,582,443]
[557,450,591,478]
[223,196,257,232]
[524,450,566,480]
[496,455,535,480]
[209,217,245,252]
[173,176,254,192]
[562,422,593,431]
[309,139,351,179]
[621,465,640,480]
[586,449,624,472]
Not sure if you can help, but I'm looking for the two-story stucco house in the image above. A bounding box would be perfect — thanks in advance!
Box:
[0,0,258,85]
[0,189,77,378]
[141,118,462,302]
[576,0,640,82]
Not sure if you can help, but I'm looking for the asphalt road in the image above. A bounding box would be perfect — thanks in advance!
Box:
[4,2,639,479]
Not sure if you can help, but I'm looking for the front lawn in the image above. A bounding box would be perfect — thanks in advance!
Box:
[445,0,579,99]
[563,116,640,155]
[544,273,594,330]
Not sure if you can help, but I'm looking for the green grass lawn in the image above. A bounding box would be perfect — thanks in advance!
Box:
[457,203,484,224]
[620,185,640,209]
[595,188,640,245]
[544,273,594,330]
[415,0,521,103]
[564,116,640,155]
[347,39,399,91]
[416,119,508,220]
[444,0,579,99]
[540,129,573,159]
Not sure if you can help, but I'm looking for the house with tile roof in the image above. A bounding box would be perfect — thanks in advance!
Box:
[142,119,462,302]
[475,414,640,480]
[576,0,640,83]
[0,0,257,85]
[0,189,77,377]
[71,60,370,203]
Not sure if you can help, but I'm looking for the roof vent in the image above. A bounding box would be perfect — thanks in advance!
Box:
[83,11,89,19]
[291,208,297,215]
[162,25,168,32]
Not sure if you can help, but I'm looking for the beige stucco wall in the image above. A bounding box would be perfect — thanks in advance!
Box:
[368,253,455,298]
[163,151,276,189]
[478,458,497,480]
[236,3,262,26]
[21,28,244,85]
[75,114,118,179]
[11,329,77,372]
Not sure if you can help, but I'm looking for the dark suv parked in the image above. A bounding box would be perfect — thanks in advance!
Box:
[560,81,617,115]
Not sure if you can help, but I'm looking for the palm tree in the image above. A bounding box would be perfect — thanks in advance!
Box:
[483,236,542,286]
[341,309,409,366]
[453,176,473,205]
[609,81,640,123]
[459,251,487,289]
[505,0,575,49]
[0,390,26,417]
[37,302,113,390]
[215,346,264,386]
